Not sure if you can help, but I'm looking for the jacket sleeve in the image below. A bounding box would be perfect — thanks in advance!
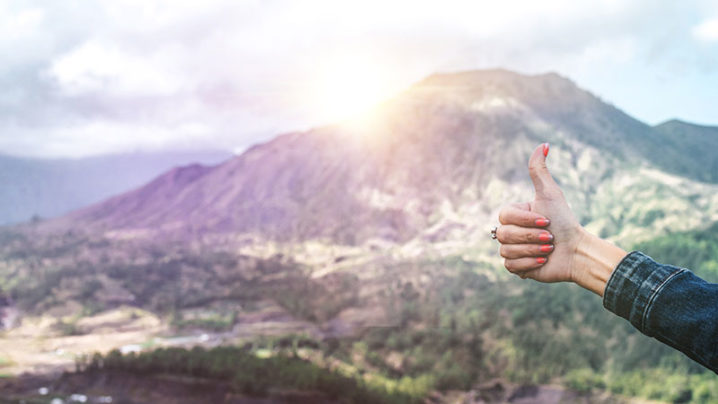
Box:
[603,251,718,373]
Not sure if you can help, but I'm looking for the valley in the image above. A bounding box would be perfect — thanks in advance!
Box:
[1,69,718,403]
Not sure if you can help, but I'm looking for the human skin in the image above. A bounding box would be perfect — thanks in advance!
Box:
[495,143,628,296]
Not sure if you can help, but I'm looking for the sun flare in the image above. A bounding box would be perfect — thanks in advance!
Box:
[309,56,399,123]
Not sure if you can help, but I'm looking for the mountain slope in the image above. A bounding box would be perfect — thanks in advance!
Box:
[409,70,718,182]
[653,119,718,182]
[0,150,231,225]
[55,69,718,248]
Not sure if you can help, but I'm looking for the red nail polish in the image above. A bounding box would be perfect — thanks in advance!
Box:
[536,257,547,264]
[543,143,549,157]
[540,244,553,252]
[538,232,553,242]
[535,218,550,227]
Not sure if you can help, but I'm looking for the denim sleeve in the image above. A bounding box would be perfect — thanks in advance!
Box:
[603,251,718,373]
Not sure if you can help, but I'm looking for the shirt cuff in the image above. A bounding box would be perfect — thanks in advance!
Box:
[602,251,686,334]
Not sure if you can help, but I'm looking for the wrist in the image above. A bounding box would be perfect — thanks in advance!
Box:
[571,228,628,297]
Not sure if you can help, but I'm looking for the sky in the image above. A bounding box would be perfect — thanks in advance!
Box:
[1,0,718,158]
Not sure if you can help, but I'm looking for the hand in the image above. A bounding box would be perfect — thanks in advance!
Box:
[497,143,586,283]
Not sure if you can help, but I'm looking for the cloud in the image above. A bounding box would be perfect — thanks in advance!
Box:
[0,0,717,157]
[47,40,184,97]
[693,18,718,41]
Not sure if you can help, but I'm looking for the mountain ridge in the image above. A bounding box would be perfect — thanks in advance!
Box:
[0,150,231,225]
[34,69,718,249]
[652,118,718,182]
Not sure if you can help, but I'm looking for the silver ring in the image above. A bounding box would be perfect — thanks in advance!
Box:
[490,226,498,240]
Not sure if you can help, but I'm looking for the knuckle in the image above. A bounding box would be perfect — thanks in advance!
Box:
[499,245,511,258]
[528,163,545,174]
[523,232,534,243]
[504,259,514,271]
[496,226,508,242]
[498,210,507,224]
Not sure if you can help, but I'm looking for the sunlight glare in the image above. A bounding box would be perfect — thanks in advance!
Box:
[309,56,398,124]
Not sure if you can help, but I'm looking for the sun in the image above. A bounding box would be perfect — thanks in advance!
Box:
[309,56,398,123]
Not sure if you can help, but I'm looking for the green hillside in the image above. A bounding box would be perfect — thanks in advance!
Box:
[2,225,717,402]
[633,220,718,282]
[652,120,718,183]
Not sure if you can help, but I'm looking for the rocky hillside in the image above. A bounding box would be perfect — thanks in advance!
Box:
[42,69,718,249]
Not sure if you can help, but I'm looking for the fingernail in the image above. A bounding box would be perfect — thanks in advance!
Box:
[543,143,549,157]
[536,257,547,264]
[535,218,550,227]
[540,244,553,253]
[538,232,553,242]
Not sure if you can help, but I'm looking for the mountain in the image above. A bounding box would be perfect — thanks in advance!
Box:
[3,69,718,402]
[48,69,718,248]
[653,119,718,182]
[0,150,231,225]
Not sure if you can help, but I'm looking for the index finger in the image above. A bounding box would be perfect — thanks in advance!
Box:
[498,204,550,227]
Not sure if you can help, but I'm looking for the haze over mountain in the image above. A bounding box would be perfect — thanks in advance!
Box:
[52,69,718,250]
[0,150,231,225]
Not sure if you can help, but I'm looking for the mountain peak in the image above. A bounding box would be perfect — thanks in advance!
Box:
[655,119,718,131]
[41,68,718,244]
[414,69,577,91]
[404,68,593,120]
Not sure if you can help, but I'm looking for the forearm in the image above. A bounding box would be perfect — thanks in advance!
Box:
[571,228,628,297]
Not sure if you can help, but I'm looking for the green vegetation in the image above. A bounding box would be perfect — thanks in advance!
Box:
[633,221,718,282]
[53,316,84,336]
[350,326,484,391]
[169,310,237,332]
[80,346,418,403]
[273,273,359,322]
[652,120,718,183]
[3,223,718,402]
[565,368,718,403]
[0,355,14,369]
[344,254,718,402]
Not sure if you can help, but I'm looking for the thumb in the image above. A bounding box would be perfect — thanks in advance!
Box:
[528,143,559,197]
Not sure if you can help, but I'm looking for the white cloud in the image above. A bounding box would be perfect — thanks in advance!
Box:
[0,119,215,158]
[0,6,44,40]
[0,0,717,157]
[693,18,718,41]
[48,40,183,96]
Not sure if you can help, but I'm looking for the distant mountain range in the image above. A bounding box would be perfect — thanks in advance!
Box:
[0,150,231,225]
[50,69,718,249]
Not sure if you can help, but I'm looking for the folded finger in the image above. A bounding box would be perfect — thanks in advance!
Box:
[496,225,553,244]
[499,244,554,259]
[498,204,550,227]
[504,257,548,274]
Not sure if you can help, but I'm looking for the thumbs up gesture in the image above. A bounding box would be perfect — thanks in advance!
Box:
[496,143,585,283]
